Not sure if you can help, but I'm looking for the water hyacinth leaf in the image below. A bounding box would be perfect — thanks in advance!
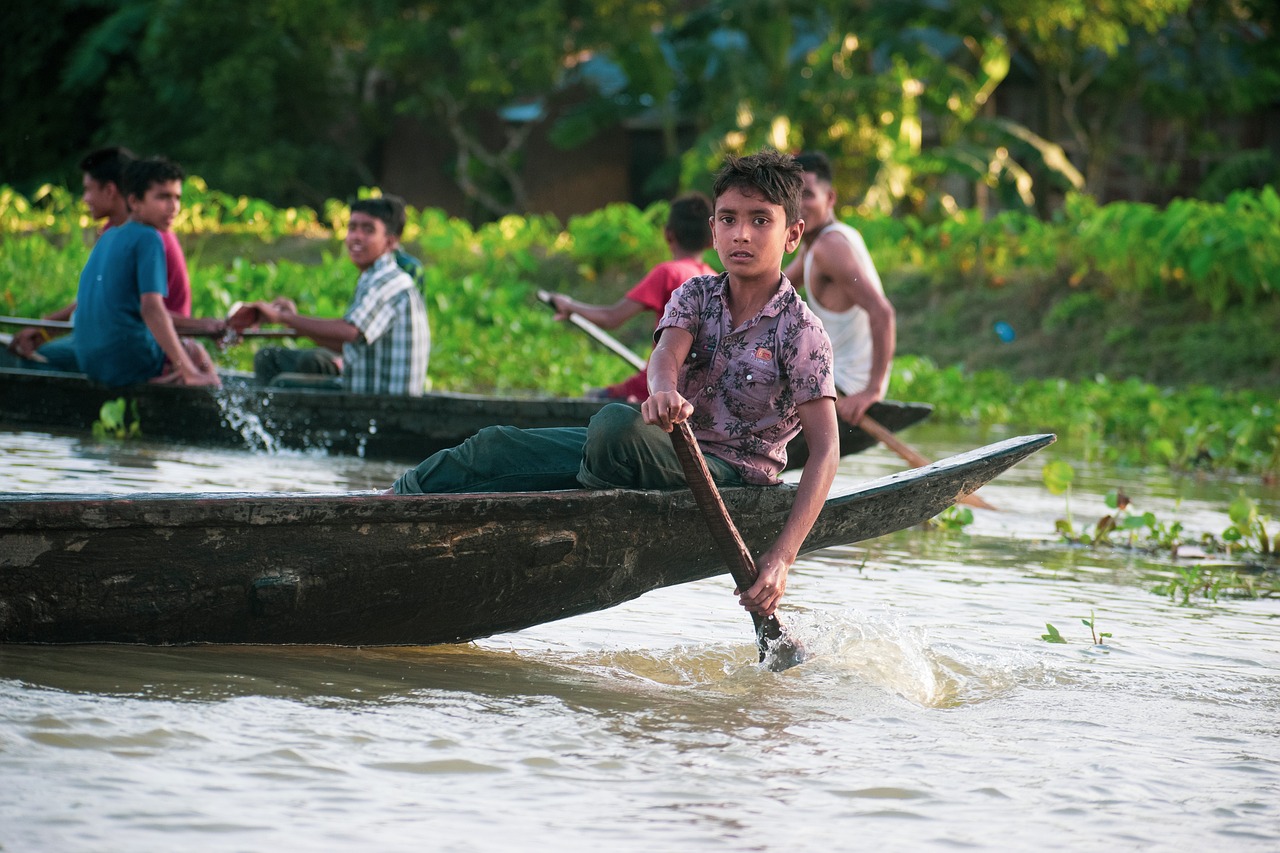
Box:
[1042,460,1074,495]
[1041,623,1066,644]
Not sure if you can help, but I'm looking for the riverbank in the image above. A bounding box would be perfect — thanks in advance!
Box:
[889,268,1280,394]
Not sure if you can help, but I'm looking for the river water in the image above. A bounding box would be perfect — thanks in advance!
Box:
[1,424,1277,852]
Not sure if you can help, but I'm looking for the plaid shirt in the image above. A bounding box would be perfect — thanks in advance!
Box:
[342,252,430,396]
[656,272,836,485]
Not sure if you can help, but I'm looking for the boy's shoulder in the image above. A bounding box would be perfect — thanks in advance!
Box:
[673,270,725,295]
[96,220,160,253]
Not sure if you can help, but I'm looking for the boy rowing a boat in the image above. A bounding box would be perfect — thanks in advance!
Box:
[240,195,430,396]
[544,192,715,402]
[72,156,220,387]
[391,149,840,618]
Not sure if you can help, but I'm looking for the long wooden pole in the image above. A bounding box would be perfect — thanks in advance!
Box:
[535,291,647,371]
[858,414,997,511]
[667,421,805,670]
[0,315,295,339]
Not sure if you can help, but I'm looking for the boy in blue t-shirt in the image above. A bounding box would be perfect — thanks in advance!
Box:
[72,157,220,388]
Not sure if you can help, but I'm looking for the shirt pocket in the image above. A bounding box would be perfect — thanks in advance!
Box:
[725,360,780,411]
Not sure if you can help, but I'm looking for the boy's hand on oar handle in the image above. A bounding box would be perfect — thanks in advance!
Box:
[736,548,790,617]
[536,289,572,321]
[8,326,45,358]
[836,387,879,427]
[641,389,694,433]
[226,302,262,334]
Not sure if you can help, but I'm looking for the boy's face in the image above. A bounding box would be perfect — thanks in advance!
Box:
[711,186,804,281]
[129,180,182,231]
[82,175,121,220]
[346,211,395,271]
[799,172,836,231]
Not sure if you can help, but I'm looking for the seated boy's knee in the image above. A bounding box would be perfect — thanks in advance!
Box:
[253,347,281,378]
[587,403,644,442]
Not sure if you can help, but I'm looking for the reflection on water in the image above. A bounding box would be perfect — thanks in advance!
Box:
[1,425,1278,851]
[0,428,407,493]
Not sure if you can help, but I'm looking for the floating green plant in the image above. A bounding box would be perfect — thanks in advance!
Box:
[1040,623,1066,644]
[92,397,141,441]
[926,504,974,532]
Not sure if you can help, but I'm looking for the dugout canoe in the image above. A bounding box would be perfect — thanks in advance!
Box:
[0,365,932,467]
[0,432,1054,646]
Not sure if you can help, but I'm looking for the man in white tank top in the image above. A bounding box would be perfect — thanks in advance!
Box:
[783,151,896,427]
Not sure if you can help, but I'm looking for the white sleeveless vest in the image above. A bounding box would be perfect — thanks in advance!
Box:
[802,220,889,396]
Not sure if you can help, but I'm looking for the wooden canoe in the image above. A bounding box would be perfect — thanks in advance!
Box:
[0,432,1055,646]
[0,365,932,468]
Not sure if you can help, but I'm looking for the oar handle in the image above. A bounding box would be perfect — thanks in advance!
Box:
[535,290,647,372]
[859,414,930,468]
[860,413,997,511]
[667,421,785,658]
[0,314,293,340]
[0,315,73,331]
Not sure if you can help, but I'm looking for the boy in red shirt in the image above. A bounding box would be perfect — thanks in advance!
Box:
[545,193,714,401]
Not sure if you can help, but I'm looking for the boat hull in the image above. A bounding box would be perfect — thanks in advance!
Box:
[0,434,1055,646]
[0,366,932,466]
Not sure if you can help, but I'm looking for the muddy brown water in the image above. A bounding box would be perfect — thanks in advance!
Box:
[2,424,1277,851]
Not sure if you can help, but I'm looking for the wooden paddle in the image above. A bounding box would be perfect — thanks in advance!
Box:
[857,413,997,511]
[0,315,295,339]
[535,291,647,372]
[668,421,806,670]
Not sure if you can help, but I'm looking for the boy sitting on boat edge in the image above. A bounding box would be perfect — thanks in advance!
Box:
[388,149,841,619]
[240,194,430,396]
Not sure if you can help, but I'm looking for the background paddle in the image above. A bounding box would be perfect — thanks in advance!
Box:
[667,421,805,670]
[856,413,997,511]
[535,291,647,372]
[0,315,295,339]
[535,290,995,509]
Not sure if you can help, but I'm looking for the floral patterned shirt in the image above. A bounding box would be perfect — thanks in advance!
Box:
[655,271,836,484]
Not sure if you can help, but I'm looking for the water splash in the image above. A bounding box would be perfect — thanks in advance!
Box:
[566,611,1052,708]
[788,610,1052,708]
[211,384,281,453]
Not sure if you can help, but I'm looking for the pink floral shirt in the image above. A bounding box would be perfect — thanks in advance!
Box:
[656,272,836,485]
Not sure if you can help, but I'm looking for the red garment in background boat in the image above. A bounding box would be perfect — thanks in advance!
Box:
[599,256,714,402]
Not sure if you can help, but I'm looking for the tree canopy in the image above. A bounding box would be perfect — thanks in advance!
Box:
[3,0,1275,217]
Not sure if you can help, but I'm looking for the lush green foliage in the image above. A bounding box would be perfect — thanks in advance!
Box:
[6,2,1277,215]
[854,187,1280,312]
[2,181,1276,477]
[897,356,1278,474]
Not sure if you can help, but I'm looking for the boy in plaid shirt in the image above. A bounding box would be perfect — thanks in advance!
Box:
[243,196,429,396]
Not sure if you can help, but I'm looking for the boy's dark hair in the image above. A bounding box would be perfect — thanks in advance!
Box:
[794,150,834,184]
[351,196,406,238]
[666,192,712,252]
[79,147,136,188]
[122,156,184,199]
[712,149,804,226]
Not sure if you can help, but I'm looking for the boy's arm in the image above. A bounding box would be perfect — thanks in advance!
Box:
[640,327,694,430]
[171,315,228,337]
[548,293,646,329]
[140,293,219,386]
[9,302,77,356]
[813,235,896,424]
[736,396,839,616]
[253,300,359,353]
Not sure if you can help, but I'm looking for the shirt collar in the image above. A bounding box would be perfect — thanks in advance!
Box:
[713,271,797,321]
[360,251,398,280]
